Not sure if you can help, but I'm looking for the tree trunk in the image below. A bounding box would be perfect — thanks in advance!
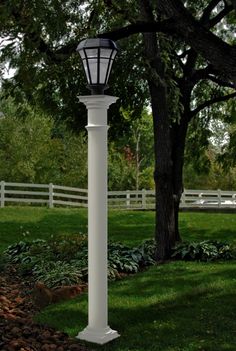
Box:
[171,116,189,241]
[142,30,176,260]
[135,132,141,191]
[141,0,185,260]
[151,83,176,261]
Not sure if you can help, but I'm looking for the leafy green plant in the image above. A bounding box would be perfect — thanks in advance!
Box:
[3,237,157,286]
[108,240,156,277]
[4,237,235,288]
[171,240,235,261]
[4,239,47,264]
[32,260,84,288]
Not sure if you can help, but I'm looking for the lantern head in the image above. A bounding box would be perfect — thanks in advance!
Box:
[77,38,118,95]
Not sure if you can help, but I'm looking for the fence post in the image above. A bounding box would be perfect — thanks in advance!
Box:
[126,190,130,208]
[49,183,54,208]
[217,189,221,208]
[233,194,236,208]
[142,189,146,209]
[1,181,5,208]
[181,190,186,208]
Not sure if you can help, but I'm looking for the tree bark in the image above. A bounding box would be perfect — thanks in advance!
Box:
[171,115,189,241]
[141,0,179,260]
[151,81,176,261]
[142,31,177,260]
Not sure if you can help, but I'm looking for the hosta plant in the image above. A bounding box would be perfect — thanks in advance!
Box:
[171,240,235,262]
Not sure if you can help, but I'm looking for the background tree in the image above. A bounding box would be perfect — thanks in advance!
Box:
[0,97,88,186]
[117,108,154,191]
[102,0,236,259]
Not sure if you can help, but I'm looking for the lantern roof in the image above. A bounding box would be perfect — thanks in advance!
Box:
[77,38,118,51]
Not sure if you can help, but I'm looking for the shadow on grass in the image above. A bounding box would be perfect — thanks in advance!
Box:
[35,262,236,351]
[179,212,236,245]
[0,208,88,252]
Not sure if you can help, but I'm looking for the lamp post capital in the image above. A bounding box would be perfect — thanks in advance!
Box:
[78,95,118,110]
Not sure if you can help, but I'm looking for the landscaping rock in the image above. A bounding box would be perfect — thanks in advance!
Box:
[0,269,92,351]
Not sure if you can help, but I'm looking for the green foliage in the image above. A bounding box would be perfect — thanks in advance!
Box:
[108,142,136,191]
[139,167,155,190]
[5,235,234,288]
[108,240,155,279]
[32,261,84,287]
[172,240,235,262]
[108,109,155,190]
[219,125,236,168]
[184,109,236,190]
[0,1,149,134]
[3,238,156,287]
[0,98,87,186]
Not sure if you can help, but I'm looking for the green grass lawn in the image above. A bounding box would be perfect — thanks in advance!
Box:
[36,261,236,351]
[0,206,236,350]
[0,206,236,252]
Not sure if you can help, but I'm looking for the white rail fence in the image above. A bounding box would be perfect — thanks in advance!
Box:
[0,181,236,209]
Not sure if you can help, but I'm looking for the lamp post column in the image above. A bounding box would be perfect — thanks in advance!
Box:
[77,95,119,345]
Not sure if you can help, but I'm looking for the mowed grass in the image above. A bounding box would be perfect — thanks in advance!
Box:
[36,261,236,351]
[0,206,236,350]
[0,206,236,252]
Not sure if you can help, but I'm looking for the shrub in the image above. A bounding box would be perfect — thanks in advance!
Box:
[171,240,235,262]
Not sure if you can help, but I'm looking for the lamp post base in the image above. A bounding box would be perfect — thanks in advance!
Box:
[76,326,120,345]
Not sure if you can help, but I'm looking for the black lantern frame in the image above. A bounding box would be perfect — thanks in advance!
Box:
[77,38,118,95]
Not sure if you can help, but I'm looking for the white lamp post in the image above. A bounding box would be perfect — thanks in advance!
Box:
[76,38,120,344]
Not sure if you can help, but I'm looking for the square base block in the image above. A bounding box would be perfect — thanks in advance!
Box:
[76,326,120,345]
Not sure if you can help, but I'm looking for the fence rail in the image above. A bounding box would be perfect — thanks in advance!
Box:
[0,181,236,209]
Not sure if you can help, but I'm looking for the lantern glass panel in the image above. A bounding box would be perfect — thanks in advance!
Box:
[100,48,112,58]
[100,58,110,84]
[86,48,98,58]
[88,59,98,84]
[106,52,117,82]
[83,62,90,83]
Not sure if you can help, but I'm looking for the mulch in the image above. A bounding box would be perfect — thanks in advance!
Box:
[0,266,92,351]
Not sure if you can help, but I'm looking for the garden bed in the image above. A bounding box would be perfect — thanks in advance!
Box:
[0,265,91,351]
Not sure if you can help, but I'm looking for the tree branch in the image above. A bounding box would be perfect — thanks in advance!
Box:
[98,18,176,40]
[99,0,236,85]
[191,92,236,117]
[200,0,222,25]
[191,65,215,83]
[173,50,185,70]
[207,4,233,28]
[207,75,235,88]
[155,0,236,87]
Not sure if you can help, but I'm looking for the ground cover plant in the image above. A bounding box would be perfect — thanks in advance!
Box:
[0,207,236,350]
[3,237,155,286]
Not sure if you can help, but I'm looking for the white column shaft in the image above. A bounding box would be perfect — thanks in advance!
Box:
[77,95,119,345]
[87,124,108,329]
